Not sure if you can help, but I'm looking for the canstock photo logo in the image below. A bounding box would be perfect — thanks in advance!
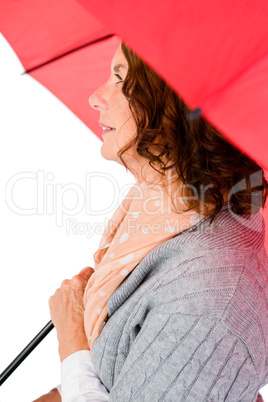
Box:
[5,171,133,237]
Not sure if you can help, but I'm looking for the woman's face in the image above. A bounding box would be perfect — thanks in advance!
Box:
[89,44,143,172]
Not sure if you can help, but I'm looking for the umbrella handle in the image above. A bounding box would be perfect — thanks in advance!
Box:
[0,320,54,386]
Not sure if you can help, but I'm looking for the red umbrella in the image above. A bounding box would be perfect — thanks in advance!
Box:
[78,0,268,172]
[1,0,267,240]
[0,0,267,384]
[0,0,119,139]
[1,0,268,168]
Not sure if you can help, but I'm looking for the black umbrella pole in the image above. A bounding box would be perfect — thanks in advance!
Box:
[0,320,54,386]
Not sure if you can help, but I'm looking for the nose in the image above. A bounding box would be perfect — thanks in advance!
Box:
[89,82,108,111]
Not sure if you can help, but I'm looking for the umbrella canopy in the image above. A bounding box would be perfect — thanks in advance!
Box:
[0,0,267,242]
[0,0,119,138]
[1,0,268,168]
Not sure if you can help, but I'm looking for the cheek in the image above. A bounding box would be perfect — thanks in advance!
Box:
[111,92,132,119]
[116,115,137,151]
[126,115,137,136]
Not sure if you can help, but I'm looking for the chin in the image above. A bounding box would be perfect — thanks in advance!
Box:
[100,144,120,163]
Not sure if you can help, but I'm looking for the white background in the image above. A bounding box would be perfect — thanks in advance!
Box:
[0,34,267,401]
[0,34,134,401]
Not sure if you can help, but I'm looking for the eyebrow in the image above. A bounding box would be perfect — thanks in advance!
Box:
[113,63,127,73]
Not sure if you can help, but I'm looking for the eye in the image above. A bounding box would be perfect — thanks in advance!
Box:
[114,73,124,84]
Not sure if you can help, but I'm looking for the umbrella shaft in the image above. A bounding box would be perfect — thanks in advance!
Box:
[0,320,54,386]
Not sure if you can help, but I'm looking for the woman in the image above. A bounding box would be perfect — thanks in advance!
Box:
[34,42,268,401]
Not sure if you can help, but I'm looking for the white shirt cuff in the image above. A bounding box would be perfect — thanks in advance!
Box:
[56,384,62,395]
[61,350,109,402]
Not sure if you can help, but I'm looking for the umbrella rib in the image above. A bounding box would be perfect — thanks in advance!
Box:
[22,33,114,75]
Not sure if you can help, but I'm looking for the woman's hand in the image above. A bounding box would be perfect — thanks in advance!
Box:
[49,267,94,362]
[33,387,61,401]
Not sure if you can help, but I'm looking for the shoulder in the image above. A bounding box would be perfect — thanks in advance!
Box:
[109,206,268,325]
[107,206,268,361]
[142,207,268,369]
[147,210,268,373]
[149,204,267,296]
[150,246,267,327]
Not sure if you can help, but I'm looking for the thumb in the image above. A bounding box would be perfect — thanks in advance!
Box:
[78,266,94,283]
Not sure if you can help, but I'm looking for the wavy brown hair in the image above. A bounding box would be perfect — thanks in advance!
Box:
[118,43,268,221]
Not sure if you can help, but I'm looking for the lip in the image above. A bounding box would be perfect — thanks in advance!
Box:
[99,121,115,130]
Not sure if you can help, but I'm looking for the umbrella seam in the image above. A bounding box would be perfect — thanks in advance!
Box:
[22,33,115,75]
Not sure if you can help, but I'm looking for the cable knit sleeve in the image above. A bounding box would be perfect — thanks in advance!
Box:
[109,312,258,401]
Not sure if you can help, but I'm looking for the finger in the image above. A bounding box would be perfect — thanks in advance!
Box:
[48,295,53,309]
[70,267,94,292]
[61,278,70,287]
[78,266,94,282]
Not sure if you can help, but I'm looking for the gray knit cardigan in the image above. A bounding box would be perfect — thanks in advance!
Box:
[92,204,268,401]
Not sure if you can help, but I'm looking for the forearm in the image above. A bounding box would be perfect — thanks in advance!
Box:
[48,268,92,362]
[34,351,108,401]
[33,387,61,401]
[58,332,89,363]
[47,267,108,400]
[60,350,109,402]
